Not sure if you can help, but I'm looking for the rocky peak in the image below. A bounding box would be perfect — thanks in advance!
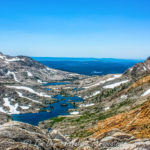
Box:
[146,56,150,61]
[124,57,150,79]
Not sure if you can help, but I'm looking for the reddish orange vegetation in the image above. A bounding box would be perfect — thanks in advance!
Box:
[90,99,150,139]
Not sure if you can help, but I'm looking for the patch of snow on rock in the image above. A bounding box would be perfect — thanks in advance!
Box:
[104,107,110,111]
[129,67,133,72]
[0,55,6,59]
[20,106,30,110]
[79,104,94,108]
[6,86,51,98]
[70,111,79,115]
[17,91,42,104]
[103,80,129,89]
[27,71,33,77]
[91,91,101,97]
[143,66,147,71]
[120,95,127,99]
[37,80,43,84]
[84,74,122,89]
[7,57,23,62]
[142,89,150,97]
[3,98,19,114]
[7,71,19,82]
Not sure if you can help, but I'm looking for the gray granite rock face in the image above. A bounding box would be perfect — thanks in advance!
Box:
[1,122,150,150]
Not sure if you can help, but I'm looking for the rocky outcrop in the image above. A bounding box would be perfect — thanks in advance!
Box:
[1,121,150,150]
[0,121,72,150]
[0,121,53,150]
[77,130,150,150]
[124,56,150,79]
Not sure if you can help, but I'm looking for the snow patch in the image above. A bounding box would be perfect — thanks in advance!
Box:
[6,86,51,98]
[103,80,129,89]
[104,107,110,111]
[70,111,79,115]
[143,66,147,71]
[46,67,51,71]
[20,106,30,110]
[17,91,42,104]
[121,95,127,99]
[0,55,24,63]
[7,71,19,82]
[0,55,6,59]
[84,74,122,89]
[37,80,43,84]
[27,71,33,77]
[92,91,101,96]
[79,103,94,108]
[142,89,150,97]
[3,98,19,114]
[129,67,133,72]
[7,57,24,62]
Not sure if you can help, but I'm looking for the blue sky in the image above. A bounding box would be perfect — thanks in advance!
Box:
[0,0,150,59]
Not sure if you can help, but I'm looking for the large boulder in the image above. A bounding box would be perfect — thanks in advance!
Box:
[0,121,54,150]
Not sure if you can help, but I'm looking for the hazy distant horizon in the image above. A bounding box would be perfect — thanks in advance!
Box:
[0,51,148,60]
[32,57,144,61]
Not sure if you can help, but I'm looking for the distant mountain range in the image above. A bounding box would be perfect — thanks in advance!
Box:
[33,57,144,62]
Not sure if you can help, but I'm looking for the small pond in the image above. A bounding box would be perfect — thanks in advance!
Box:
[43,82,71,86]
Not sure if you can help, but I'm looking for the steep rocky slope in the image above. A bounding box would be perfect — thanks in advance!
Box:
[0,52,84,116]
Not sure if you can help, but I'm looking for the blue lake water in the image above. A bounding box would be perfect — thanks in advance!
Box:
[12,95,83,126]
[32,57,143,76]
[45,88,52,91]
[43,82,71,86]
